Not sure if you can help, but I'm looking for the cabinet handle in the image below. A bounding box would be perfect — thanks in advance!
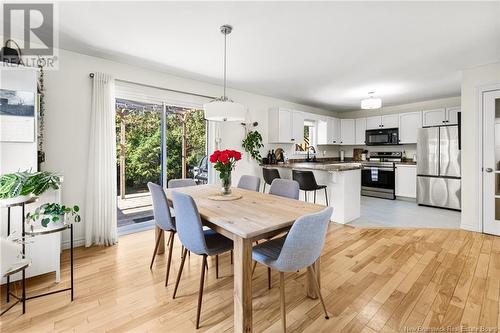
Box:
[291,139,295,141]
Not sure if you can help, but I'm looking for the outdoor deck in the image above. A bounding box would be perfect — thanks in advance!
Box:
[117,192,153,228]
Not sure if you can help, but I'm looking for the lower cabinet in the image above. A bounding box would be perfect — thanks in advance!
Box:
[395,164,417,199]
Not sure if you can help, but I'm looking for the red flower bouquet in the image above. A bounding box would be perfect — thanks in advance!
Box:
[209,149,242,195]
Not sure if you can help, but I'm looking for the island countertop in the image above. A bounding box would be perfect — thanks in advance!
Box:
[260,161,362,172]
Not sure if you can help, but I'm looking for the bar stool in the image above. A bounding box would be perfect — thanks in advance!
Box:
[262,168,280,193]
[292,170,329,205]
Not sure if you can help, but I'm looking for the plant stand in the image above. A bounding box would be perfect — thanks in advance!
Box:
[1,197,74,316]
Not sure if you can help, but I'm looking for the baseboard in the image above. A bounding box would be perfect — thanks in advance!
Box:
[62,237,85,249]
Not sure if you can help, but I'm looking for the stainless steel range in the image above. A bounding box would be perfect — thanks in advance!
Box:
[361,152,402,200]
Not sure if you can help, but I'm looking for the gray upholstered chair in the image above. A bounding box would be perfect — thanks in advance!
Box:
[269,179,300,200]
[252,207,333,333]
[168,178,197,189]
[171,191,234,329]
[237,175,261,192]
[147,182,176,287]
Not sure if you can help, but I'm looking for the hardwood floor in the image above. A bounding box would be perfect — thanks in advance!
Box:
[2,224,499,332]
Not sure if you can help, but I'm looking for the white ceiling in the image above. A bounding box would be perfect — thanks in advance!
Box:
[55,1,499,111]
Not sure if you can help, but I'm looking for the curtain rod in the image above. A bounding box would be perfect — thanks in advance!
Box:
[89,72,216,100]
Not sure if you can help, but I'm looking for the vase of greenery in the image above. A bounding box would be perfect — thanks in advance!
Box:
[242,130,264,162]
[26,203,81,228]
[209,149,242,195]
[0,171,61,206]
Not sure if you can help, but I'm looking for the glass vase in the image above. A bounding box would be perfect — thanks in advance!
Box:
[220,171,232,196]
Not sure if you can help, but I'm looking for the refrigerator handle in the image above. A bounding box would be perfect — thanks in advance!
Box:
[458,112,461,150]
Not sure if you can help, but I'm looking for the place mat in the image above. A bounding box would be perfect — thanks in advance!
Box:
[207,193,243,201]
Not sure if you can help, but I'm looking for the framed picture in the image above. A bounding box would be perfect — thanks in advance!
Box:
[0,89,36,142]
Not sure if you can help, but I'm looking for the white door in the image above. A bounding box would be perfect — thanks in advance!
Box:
[291,111,305,143]
[422,108,446,127]
[278,108,293,143]
[483,90,500,235]
[328,117,341,144]
[340,119,355,145]
[366,116,381,130]
[446,107,460,125]
[381,114,399,128]
[399,111,422,144]
[355,118,366,144]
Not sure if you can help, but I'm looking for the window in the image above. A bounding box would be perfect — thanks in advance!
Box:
[295,120,316,152]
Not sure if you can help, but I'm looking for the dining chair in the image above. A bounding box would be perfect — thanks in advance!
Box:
[292,170,329,205]
[269,179,300,200]
[147,182,176,287]
[237,175,261,192]
[168,178,197,188]
[171,191,234,329]
[262,168,281,192]
[252,206,333,333]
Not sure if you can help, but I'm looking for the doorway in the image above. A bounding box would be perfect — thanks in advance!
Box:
[483,89,500,235]
[115,99,207,235]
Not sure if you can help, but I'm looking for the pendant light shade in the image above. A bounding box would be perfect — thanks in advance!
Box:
[204,24,246,122]
[361,92,382,110]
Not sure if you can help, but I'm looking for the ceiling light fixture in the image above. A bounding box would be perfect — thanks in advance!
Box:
[361,92,382,110]
[203,25,246,122]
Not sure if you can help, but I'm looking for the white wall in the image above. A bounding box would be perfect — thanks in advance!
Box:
[42,49,335,246]
[460,62,500,232]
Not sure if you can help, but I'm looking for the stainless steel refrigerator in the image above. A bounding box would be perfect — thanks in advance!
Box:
[417,125,461,210]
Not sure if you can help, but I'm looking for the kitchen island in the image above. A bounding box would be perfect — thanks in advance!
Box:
[262,161,362,223]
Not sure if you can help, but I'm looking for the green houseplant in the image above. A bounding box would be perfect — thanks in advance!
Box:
[0,171,61,204]
[26,203,81,227]
[242,130,264,162]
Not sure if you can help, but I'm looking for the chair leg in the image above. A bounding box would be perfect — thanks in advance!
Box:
[268,267,272,290]
[314,190,317,203]
[263,183,266,193]
[172,248,188,299]
[196,255,208,329]
[307,266,329,319]
[252,261,257,276]
[150,229,163,269]
[305,191,308,202]
[280,272,286,333]
[230,250,233,264]
[165,231,175,287]
[215,255,219,279]
[324,187,329,206]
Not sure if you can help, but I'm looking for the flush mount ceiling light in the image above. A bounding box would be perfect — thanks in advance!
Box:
[361,92,382,110]
[203,24,246,122]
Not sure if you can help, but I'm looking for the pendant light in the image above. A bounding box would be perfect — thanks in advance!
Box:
[203,25,246,122]
[361,91,382,110]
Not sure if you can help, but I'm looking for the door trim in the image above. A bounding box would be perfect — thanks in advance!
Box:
[479,84,500,234]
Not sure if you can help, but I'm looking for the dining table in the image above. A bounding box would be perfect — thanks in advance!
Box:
[163,184,328,333]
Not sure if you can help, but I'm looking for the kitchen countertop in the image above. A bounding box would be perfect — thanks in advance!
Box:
[260,161,362,172]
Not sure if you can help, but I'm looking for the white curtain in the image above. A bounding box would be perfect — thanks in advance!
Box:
[85,72,118,247]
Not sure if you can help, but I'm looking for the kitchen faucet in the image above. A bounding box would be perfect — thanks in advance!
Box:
[306,146,316,162]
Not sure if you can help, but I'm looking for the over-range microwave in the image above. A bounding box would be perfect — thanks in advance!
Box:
[365,128,399,146]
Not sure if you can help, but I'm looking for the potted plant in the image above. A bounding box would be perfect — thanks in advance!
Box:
[26,203,81,228]
[242,130,264,162]
[209,149,242,195]
[0,171,61,206]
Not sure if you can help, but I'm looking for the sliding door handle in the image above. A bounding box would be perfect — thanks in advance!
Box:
[485,168,493,173]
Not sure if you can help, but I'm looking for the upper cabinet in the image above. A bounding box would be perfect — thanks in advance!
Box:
[268,108,304,143]
[355,118,366,145]
[398,111,422,144]
[422,107,459,127]
[328,117,341,144]
[317,117,340,145]
[366,114,399,130]
[340,119,356,145]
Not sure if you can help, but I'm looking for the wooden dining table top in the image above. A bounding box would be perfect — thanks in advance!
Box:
[164,184,327,240]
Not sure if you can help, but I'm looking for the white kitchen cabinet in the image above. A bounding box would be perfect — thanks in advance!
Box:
[398,111,422,144]
[316,118,329,145]
[446,106,460,125]
[268,108,304,143]
[365,114,399,129]
[366,116,381,130]
[382,114,399,128]
[422,108,446,127]
[340,119,356,145]
[316,117,340,145]
[355,118,366,144]
[395,164,417,198]
[328,117,341,144]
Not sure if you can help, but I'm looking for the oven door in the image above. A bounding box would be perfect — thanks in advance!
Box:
[361,167,395,190]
